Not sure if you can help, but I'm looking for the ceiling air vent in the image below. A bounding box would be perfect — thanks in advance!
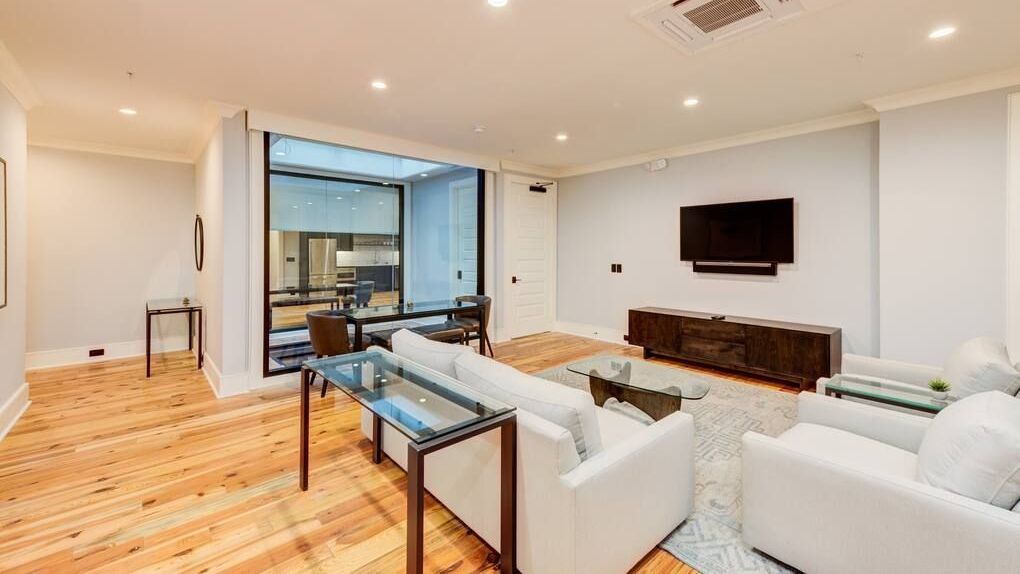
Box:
[634,0,808,54]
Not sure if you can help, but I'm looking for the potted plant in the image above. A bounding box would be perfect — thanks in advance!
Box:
[928,378,951,400]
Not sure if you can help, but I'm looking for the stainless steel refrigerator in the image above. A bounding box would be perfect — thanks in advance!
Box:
[307,238,337,289]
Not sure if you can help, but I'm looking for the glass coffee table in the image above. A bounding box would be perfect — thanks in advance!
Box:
[566,355,711,421]
[299,349,516,574]
[823,374,955,414]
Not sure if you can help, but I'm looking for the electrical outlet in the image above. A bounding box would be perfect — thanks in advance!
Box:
[89,348,105,357]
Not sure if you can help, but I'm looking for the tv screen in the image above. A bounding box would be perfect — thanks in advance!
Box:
[680,198,794,263]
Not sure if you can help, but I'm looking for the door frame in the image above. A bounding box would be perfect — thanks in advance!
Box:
[500,173,557,340]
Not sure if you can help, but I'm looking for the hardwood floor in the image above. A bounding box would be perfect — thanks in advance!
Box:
[1,332,792,573]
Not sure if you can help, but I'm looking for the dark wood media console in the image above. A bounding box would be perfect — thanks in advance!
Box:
[628,307,841,390]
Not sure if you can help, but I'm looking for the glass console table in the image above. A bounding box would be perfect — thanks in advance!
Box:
[145,298,202,377]
[299,349,516,574]
[823,374,955,414]
[566,354,711,421]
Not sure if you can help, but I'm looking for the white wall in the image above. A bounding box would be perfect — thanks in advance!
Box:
[556,123,880,355]
[195,111,249,394]
[25,147,196,367]
[0,83,28,440]
[880,88,1017,364]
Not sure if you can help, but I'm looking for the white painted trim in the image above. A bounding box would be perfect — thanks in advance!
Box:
[201,355,249,398]
[25,338,192,371]
[0,383,30,443]
[866,66,1020,112]
[1007,93,1020,358]
[248,109,502,172]
[0,40,40,110]
[499,160,560,179]
[557,109,879,177]
[187,101,247,161]
[28,138,193,164]
[554,321,628,345]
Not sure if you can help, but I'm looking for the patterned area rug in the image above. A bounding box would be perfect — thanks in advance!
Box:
[536,358,798,574]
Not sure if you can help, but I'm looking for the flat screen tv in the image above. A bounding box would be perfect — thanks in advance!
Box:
[680,198,794,263]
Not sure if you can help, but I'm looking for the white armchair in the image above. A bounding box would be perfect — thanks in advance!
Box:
[742,392,1020,574]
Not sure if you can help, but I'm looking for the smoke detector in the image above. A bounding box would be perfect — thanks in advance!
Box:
[634,0,809,54]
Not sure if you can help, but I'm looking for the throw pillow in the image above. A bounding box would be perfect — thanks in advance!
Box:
[917,391,1020,509]
[943,337,1020,398]
[391,329,475,378]
[454,352,604,460]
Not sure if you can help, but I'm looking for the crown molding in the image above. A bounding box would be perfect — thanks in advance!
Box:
[187,100,247,161]
[557,108,878,178]
[866,66,1020,112]
[498,160,561,179]
[0,40,41,110]
[29,137,193,164]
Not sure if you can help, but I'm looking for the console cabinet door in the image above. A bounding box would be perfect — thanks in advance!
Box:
[629,310,682,356]
[746,326,828,379]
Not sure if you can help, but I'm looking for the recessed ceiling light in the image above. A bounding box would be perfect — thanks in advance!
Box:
[274,151,286,156]
[928,26,956,39]
[371,80,388,90]
[336,196,343,200]
[306,202,313,205]
[420,173,428,177]
[354,189,361,193]
[556,133,569,142]
[118,108,138,116]
[291,205,298,209]
[378,201,385,205]
[352,207,358,210]
[683,97,700,107]
[474,125,487,133]
[488,0,508,7]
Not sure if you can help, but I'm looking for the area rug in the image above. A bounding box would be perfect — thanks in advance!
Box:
[536,358,798,574]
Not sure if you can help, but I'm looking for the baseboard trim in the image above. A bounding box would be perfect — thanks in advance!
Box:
[0,383,31,442]
[201,356,250,398]
[554,321,628,345]
[25,338,191,371]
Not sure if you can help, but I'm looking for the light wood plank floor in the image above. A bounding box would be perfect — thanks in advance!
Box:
[1,333,792,573]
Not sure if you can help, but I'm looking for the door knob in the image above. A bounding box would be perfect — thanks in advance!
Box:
[512,276,520,284]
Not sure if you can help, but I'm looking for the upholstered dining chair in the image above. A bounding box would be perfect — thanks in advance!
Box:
[354,281,375,308]
[447,295,494,356]
[306,310,370,397]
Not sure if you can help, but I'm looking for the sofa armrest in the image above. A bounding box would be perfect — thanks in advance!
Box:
[742,432,1020,574]
[843,353,943,386]
[797,392,930,452]
[560,411,695,574]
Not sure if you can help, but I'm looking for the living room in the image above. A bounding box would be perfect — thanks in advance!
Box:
[1,1,1019,573]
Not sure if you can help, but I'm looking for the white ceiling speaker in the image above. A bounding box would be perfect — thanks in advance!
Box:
[634,0,835,55]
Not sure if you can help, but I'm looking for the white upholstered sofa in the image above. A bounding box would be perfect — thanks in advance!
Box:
[360,330,696,574]
[817,336,1020,405]
[743,391,1020,574]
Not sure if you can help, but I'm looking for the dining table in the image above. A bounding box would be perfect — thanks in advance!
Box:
[339,299,488,356]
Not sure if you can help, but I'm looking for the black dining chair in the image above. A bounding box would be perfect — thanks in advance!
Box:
[306,310,370,397]
[354,281,375,308]
[445,295,494,355]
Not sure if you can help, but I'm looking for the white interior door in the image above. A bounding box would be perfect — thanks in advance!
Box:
[506,174,556,338]
[450,177,479,296]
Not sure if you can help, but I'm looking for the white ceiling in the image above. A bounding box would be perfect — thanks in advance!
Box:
[2,0,1020,170]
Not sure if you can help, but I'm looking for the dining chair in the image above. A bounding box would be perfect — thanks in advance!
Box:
[445,295,494,355]
[354,281,375,308]
[306,310,370,397]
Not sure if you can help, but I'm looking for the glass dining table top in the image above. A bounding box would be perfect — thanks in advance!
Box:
[304,349,513,443]
[565,355,712,400]
[146,297,202,312]
[339,299,478,321]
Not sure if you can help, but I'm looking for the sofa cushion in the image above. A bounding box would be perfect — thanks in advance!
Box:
[391,329,474,378]
[917,391,1020,509]
[943,337,1020,398]
[454,352,604,460]
[778,423,918,479]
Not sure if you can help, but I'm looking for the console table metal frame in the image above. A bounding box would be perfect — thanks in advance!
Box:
[145,302,203,378]
[299,366,516,574]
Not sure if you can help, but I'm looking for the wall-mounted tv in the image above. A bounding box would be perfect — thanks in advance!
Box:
[680,198,794,263]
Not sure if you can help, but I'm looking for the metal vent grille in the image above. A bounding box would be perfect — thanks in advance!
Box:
[679,0,764,33]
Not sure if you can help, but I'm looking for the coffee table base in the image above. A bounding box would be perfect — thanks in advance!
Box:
[589,375,682,421]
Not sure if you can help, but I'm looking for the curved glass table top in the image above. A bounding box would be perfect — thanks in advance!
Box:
[565,355,711,400]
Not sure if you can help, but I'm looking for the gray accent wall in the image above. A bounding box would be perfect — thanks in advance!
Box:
[557,123,881,356]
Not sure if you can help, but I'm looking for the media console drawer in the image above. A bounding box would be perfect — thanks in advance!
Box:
[628,307,841,391]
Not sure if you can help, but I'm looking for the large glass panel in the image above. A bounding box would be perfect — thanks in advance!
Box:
[264,134,483,376]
